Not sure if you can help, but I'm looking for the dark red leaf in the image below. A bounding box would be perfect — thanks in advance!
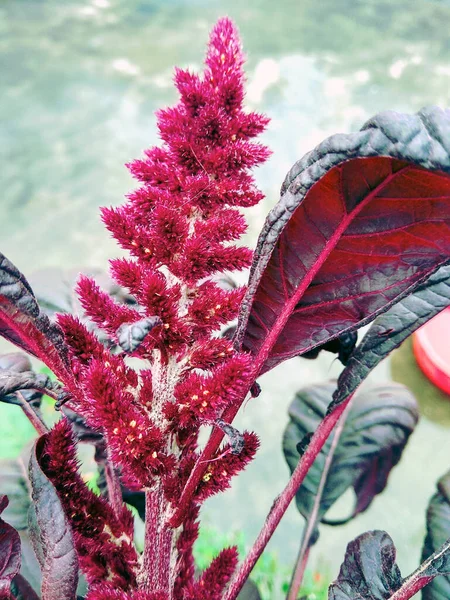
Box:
[331,528,450,600]
[0,352,49,408]
[0,254,72,384]
[301,331,358,364]
[422,470,450,600]
[28,438,78,600]
[10,574,40,600]
[237,579,261,600]
[0,448,42,594]
[0,495,21,599]
[235,107,450,376]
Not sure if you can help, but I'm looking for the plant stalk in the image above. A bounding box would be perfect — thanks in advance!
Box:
[141,487,174,597]
[389,576,433,600]
[168,401,239,527]
[388,537,450,600]
[287,397,354,600]
[170,170,397,529]
[16,391,49,436]
[104,459,123,519]
[288,547,310,600]
[223,395,353,600]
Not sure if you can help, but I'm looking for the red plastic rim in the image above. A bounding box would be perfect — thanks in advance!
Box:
[413,307,450,396]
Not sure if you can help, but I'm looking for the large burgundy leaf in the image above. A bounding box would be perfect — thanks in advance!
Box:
[0,495,21,598]
[235,107,450,375]
[10,574,40,600]
[0,447,42,595]
[330,529,450,600]
[28,438,78,600]
[0,253,72,383]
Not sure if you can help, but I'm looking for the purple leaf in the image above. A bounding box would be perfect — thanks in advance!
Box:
[28,438,78,600]
[116,316,163,353]
[283,383,418,527]
[10,574,40,600]
[331,529,450,600]
[235,107,450,376]
[0,353,49,407]
[0,449,41,594]
[422,470,450,600]
[237,579,261,600]
[0,370,51,406]
[329,530,402,599]
[0,495,21,599]
[301,331,358,365]
[0,254,71,383]
[331,264,450,409]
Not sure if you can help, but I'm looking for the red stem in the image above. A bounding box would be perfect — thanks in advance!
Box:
[170,168,410,529]
[223,397,351,600]
[388,576,433,600]
[287,396,354,600]
[104,459,123,519]
[288,547,310,600]
[387,536,450,600]
[16,392,49,436]
[141,487,174,596]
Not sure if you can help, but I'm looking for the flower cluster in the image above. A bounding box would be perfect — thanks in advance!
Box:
[39,420,138,589]
[47,16,269,597]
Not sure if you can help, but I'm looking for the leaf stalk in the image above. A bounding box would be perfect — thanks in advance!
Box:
[388,538,450,600]
[223,395,353,600]
[16,391,49,436]
[287,396,354,600]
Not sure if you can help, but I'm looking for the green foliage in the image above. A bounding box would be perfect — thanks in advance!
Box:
[0,403,36,459]
[194,523,329,600]
[0,365,57,457]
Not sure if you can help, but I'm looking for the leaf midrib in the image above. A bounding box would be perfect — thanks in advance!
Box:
[250,165,412,375]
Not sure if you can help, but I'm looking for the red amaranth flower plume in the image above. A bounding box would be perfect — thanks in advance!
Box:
[53,15,269,597]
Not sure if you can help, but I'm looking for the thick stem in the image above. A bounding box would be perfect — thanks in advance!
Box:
[223,396,352,600]
[169,171,408,530]
[141,487,175,597]
[388,537,450,600]
[389,576,433,600]
[287,398,354,600]
[16,392,49,436]
[104,459,123,519]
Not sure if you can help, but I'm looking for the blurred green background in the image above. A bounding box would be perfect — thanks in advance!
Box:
[2,1,450,598]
